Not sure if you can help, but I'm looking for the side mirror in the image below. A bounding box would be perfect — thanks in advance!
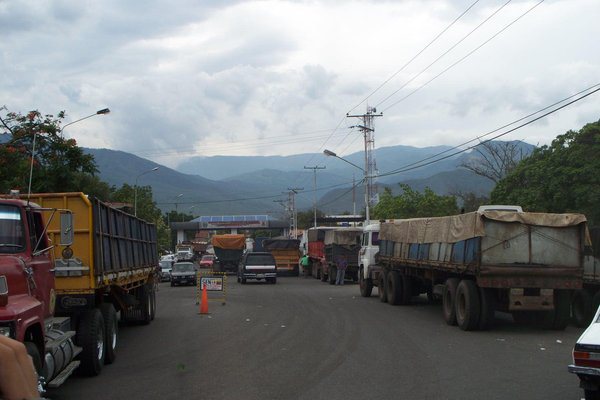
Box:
[60,212,74,246]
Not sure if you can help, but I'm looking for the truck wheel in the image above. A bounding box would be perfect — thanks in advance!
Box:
[572,289,593,327]
[400,274,412,305]
[359,268,373,297]
[100,303,118,365]
[386,271,402,305]
[378,271,388,303]
[24,342,43,377]
[140,284,153,325]
[241,277,247,284]
[442,278,459,326]
[478,287,495,330]
[455,280,481,331]
[151,288,157,321]
[329,266,337,285]
[544,289,571,330]
[76,309,105,376]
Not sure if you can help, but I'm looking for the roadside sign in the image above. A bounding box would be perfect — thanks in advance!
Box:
[201,277,223,291]
[196,270,227,306]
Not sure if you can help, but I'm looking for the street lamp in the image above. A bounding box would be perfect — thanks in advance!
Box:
[60,108,110,138]
[323,149,370,224]
[134,167,159,217]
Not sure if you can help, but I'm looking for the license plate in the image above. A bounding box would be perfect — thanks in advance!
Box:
[257,274,265,278]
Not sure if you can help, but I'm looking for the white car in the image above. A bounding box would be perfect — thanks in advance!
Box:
[569,305,600,399]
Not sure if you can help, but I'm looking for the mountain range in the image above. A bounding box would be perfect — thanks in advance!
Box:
[85,140,533,217]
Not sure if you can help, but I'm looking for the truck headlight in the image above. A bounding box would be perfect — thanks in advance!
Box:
[0,324,14,338]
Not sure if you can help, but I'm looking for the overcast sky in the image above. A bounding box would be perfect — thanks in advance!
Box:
[1,0,599,169]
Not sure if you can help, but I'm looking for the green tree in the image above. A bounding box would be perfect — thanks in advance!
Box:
[372,184,459,219]
[0,109,98,193]
[491,120,600,225]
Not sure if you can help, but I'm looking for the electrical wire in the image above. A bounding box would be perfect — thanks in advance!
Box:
[376,84,600,178]
[379,83,600,175]
[375,0,513,109]
[347,0,482,115]
[381,0,545,112]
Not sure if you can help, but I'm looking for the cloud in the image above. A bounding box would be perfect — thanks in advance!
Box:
[0,0,598,170]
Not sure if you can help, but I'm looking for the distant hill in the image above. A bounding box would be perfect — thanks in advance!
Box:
[84,140,534,215]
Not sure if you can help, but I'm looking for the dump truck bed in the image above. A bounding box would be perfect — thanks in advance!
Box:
[26,193,158,292]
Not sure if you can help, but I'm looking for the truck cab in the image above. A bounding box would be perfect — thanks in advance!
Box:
[358,222,380,297]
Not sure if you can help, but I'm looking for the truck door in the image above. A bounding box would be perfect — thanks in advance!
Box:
[27,209,55,319]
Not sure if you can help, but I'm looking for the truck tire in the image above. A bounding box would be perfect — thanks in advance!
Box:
[139,284,153,325]
[359,268,373,297]
[100,303,118,365]
[150,287,157,321]
[386,271,402,305]
[545,289,571,330]
[442,278,459,326]
[400,274,412,305]
[572,289,593,327]
[329,265,337,285]
[76,309,105,376]
[455,280,481,331]
[24,342,43,377]
[378,271,388,303]
[478,287,495,330]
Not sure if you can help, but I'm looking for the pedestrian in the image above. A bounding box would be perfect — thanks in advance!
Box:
[335,256,348,285]
[300,254,310,277]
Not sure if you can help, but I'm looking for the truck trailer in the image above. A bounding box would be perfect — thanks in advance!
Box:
[0,192,157,390]
[321,228,362,284]
[306,227,336,279]
[362,210,586,331]
[211,234,246,273]
[263,238,300,276]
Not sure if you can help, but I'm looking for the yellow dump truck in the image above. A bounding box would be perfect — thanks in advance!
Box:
[263,238,300,276]
[25,192,158,377]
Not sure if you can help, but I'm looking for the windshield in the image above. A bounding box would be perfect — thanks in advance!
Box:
[245,254,275,266]
[172,263,195,272]
[372,232,380,246]
[0,205,25,253]
[201,255,214,261]
[159,260,172,269]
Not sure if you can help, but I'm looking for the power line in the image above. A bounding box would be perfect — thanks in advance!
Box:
[377,84,600,178]
[293,0,482,189]
[347,0,482,115]
[382,0,545,112]
[377,82,600,175]
[375,0,513,109]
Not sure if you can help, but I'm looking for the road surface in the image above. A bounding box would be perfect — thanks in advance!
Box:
[51,277,584,400]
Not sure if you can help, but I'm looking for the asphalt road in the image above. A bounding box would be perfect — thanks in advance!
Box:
[51,277,585,400]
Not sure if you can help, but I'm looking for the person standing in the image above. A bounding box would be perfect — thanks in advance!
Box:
[335,256,348,285]
[300,254,310,277]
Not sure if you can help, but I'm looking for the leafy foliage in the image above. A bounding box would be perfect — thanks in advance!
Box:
[0,109,98,193]
[372,184,459,219]
[491,120,600,225]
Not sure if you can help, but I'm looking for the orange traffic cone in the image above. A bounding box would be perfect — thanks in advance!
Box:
[199,282,209,315]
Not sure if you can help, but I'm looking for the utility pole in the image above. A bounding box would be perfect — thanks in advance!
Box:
[347,106,382,225]
[287,187,303,238]
[303,166,325,228]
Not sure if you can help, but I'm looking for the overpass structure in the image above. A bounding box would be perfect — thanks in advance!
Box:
[170,215,289,244]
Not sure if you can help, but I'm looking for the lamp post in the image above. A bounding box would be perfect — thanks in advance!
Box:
[134,167,159,217]
[323,149,370,224]
[60,108,110,138]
